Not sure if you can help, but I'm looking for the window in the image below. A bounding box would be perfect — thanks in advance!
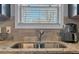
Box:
[15,4,64,29]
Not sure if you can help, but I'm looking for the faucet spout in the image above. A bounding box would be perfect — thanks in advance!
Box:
[38,30,44,42]
[35,30,45,48]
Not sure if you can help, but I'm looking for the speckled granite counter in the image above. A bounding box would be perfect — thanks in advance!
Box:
[0,41,79,54]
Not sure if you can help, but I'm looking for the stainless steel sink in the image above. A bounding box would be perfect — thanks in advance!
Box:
[11,42,34,48]
[45,42,66,48]
[34,42,67,48]
[11,42,67,49]
[11,43,22,48]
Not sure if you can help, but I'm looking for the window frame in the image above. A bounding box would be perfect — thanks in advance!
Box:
[15,4,64,29]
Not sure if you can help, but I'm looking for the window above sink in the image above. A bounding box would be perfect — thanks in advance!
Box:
[15,4,64,29]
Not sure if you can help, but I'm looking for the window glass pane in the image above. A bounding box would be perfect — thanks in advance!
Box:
[20,5,59,24]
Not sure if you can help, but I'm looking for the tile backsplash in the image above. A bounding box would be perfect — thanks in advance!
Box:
[0,16,79,42]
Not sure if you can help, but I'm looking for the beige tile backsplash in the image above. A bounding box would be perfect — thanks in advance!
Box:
[0,17,78,42]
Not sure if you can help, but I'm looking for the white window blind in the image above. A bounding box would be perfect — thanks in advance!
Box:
[15,4,63,29]
[20,5,59,24]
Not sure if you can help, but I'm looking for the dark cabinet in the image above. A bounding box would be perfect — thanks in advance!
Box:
[0,4,10,17]
[68,4,79,19]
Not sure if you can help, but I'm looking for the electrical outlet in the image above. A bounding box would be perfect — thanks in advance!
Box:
[6,26,11,34]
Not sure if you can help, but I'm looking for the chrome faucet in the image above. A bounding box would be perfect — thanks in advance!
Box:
[35,30,45,48]
[35,30,50,48]
[38,30,44,42]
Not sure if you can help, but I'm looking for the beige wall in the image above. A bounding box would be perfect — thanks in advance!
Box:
[0,4,78,42]
[0,19,61,42]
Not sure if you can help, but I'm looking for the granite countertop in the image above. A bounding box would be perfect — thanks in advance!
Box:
[0,41,79,54]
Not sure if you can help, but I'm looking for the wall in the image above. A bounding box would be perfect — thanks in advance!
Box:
[0,4,75,42]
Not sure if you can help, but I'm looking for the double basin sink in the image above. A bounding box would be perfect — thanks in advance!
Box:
[11,42,67,49]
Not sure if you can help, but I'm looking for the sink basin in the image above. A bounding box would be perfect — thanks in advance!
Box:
[45,42,66,48]
[11,42,67,49]
[34,42,67,48]
[11,42,34,48]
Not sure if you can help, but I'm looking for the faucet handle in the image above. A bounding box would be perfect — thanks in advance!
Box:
[40,30,44,33]
[40,30,44,36]
[40,31,44,35]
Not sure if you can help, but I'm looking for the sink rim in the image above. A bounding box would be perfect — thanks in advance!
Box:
[10,41,67,49]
